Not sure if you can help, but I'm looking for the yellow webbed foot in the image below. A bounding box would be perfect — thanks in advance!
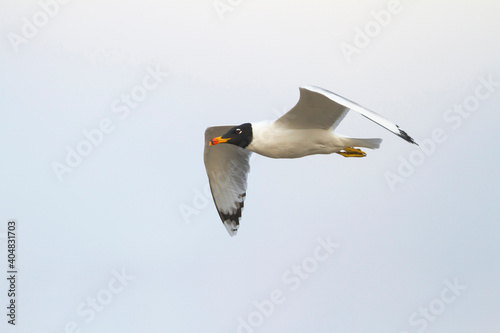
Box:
[337,147,367,158]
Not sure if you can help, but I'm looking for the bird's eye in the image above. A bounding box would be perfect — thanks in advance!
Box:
[235,128,242,134]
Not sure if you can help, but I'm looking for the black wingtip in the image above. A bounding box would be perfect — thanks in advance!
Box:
[397,126,419,146]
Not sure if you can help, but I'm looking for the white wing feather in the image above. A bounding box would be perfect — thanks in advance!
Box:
[204,126,252,236]
[276,86,418,145]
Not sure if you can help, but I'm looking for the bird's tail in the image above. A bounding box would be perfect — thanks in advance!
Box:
[344,137,382,150]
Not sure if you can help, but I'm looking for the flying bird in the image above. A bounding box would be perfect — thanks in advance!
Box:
[204,86,417,236]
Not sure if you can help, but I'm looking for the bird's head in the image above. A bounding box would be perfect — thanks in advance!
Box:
[209,123,253,148]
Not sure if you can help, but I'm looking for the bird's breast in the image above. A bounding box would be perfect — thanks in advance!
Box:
[246,124,342,158]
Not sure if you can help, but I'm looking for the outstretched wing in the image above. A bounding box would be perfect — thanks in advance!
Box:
[275,86,418,145]
[204,126,252,236]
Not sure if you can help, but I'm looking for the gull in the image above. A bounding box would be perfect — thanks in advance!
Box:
[204,86,417,236]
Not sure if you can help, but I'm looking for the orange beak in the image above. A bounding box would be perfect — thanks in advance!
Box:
[209,136,230,146]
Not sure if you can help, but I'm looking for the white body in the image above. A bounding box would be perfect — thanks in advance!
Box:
[246,121,381,158]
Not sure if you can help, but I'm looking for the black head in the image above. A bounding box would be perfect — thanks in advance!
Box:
[210,123,253,148]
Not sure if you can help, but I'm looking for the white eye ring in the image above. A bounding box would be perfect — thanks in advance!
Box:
[235,129,242,134]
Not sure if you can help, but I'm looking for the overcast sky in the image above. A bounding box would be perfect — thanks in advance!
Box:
[1,1,499,332]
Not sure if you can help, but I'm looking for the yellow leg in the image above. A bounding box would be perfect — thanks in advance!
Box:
[337,147,367,158]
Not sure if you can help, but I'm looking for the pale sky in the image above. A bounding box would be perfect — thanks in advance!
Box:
[1,1,499,332]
